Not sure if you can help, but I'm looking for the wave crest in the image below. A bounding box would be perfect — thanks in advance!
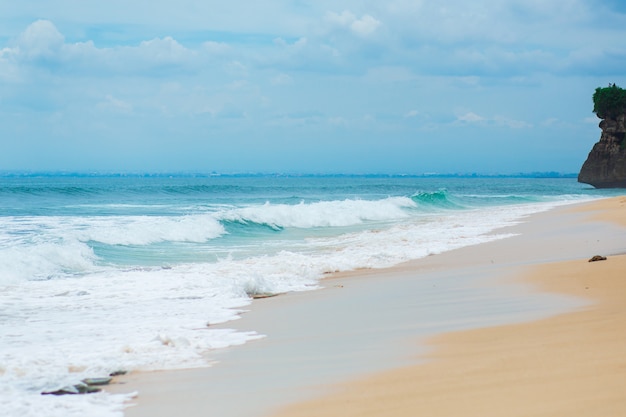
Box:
[411,190,462,209]
[76,215,227,245]
[216,197,416,229]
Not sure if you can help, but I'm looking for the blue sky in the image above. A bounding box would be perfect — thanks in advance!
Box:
[1,1,625,174]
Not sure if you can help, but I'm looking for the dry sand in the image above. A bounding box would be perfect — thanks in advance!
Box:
[108,197,626,417]
[273,197,626,417]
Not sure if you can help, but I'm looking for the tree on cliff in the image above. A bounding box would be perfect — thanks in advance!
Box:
[593,84,626,119]
[580,84,626,188]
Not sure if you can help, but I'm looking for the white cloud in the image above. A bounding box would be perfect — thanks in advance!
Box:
[405,110,420,118]
[203,41,230,55]
[137,37,194,64]
[493,115,531,129]
[326,10,356,27]
[5,21,204,76]
[350,15,381,36]
[273,37,287,47]
[0,47,19,80]
[325,10,381,37]
[273,37,308,53]
[97,94,133,114]
[583,116,601,124]
[17,20,64,60]
[227,79,248,90]
[456,111,485,123]
[541,117,559,126]
[319,44,340,58]
[456,111,531,128]
[268,112,324,128]
[270,73,293,85]
[225,61,248,77]
[6,3,617,83]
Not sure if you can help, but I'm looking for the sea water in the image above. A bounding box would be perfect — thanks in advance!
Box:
[0,174,620,416]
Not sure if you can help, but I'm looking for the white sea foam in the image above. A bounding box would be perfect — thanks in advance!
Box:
[73,214,227,245]
[0,239,98,284]
[216,197,416,229]
[0,214,229,284]
[0,264,266,417]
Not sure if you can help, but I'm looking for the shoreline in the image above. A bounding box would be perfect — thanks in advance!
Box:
[108,197,626,417]
[272,196,626,417]
[273,254,626,417]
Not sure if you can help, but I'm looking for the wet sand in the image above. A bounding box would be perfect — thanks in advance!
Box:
[108,197,626,417]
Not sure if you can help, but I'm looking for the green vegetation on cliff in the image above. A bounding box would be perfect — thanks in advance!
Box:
[593,84,626,119]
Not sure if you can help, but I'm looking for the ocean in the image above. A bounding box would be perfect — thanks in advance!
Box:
[0,174,621,417]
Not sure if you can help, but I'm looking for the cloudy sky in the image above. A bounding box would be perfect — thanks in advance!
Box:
[1,1,625,174]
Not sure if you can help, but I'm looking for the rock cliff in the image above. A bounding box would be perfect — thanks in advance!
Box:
[578,87,626,188]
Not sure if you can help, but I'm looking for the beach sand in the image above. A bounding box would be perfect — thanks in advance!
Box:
[273,197,626,417]
[108,197,626,417]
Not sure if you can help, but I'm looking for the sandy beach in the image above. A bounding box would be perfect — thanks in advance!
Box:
[109,197,626,417]
[273,197,626,417]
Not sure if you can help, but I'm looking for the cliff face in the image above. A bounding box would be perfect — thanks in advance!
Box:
[578,113,626,188]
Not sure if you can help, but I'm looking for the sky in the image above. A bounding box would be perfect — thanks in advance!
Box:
[1,1,625,175]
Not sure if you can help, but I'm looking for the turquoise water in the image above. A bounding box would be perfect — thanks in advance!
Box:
[0,174,621,416]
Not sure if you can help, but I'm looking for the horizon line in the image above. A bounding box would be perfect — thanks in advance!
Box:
[0,170,579,179]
